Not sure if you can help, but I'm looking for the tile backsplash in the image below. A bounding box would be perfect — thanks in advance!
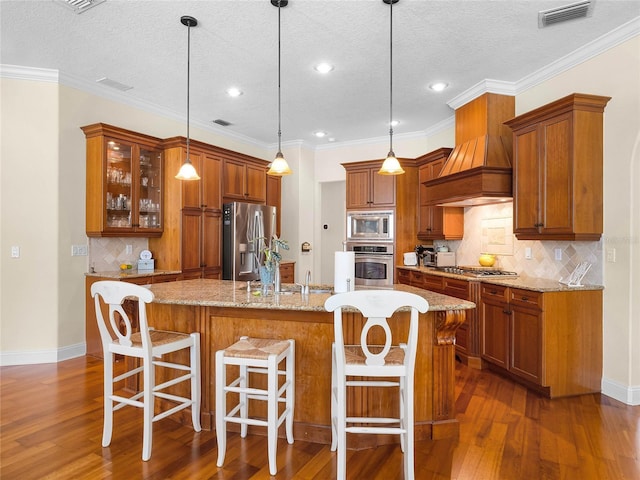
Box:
[89,237,149,272]
[436,203,603,285]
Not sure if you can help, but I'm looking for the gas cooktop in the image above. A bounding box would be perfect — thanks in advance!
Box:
[438,267,519,278]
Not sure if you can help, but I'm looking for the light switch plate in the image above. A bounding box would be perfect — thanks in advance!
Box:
[524,247,532,259]
[11,246,20,258]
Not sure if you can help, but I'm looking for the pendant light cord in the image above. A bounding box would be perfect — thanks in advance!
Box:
[277,1,282,154]
[186,20,192,163]
[388,0,394,154]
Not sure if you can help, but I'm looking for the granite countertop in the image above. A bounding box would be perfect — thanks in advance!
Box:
[147,278,475,313]
[85,269,182,279]
[397,266,604,293]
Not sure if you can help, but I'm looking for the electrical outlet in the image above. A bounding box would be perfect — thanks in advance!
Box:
[524,247,532,259]
[555,248,562,261]
[11,246,20,258]
[606,248,616,263]
[126,244,133,255]
[71,244,88,256]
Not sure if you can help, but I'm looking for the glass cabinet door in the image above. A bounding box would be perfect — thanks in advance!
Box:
[138,148,163,231]
[106,139,133,229]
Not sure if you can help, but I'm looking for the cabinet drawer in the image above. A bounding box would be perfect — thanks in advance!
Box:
[423,274,444,292]
[443,278,470,300]
[280,263,295,283]
[409,271,424,288]
[481,284,508,303]
[509,288,543,311]
[397,269,411,285]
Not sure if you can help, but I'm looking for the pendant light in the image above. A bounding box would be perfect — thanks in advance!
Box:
[175,15,201,181]
[378,0,405,176]
[267,0,292,176]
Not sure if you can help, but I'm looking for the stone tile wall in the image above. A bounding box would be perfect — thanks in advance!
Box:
[88,237,149,272]
[436,203,603,285]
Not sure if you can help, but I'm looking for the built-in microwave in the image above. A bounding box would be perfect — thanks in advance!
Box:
[346,210,394,241]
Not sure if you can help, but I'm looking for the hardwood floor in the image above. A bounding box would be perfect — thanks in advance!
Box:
[1,356,638,479]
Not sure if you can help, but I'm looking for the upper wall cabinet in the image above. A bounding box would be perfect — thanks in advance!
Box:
[416,148,463,240]
[505,93,611,241]
[222,158,267,203]
[82,123,164,237]
[344,161,395,209]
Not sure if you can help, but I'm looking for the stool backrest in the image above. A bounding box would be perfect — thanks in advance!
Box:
[324,290,429,367]
[91,280,154,353]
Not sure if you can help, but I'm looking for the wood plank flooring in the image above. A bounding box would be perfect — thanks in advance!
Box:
[1,356,638,479]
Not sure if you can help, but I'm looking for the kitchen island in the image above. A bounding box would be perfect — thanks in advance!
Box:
[144,279,474,446]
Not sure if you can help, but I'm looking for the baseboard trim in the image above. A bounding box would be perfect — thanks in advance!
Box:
[0,343,86,366]
[601,377,640,406]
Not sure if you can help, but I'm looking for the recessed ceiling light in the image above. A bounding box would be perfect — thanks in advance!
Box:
[314,63,334,74]
[226,87,243,97]
[328,137,336,142]
[314,131,327,138]
[390,120,399,127]
[429,82,449,92]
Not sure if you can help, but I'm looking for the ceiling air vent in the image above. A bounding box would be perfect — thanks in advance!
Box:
[538,1,594,28]
[96,77,133,92]
[56,0,106,14]
[213,119,233,127]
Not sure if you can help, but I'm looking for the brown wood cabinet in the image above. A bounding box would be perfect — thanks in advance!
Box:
[279,261,295,283]
[416,148,464,240]
[222,158,267,203]
[505,93,611,241]
[397,268,481,367]
[149,137,223,279]
[480,283,602,397]
[344,160,396,209]
[82,123,164,237]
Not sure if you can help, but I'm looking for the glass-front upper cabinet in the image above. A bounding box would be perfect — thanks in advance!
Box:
[82,123,164,237]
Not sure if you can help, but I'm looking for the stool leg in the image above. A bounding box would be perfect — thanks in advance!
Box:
[267,354,278,476]
[102,351,114,448]
[405,375,415,480]
[239,363,248,438]
[215,350,227,468]
[330,343,338,452]
[285,340,295,444]
[190,334,202,432]
[142,353,154,461]
[335,354,347,479]
[399,375,406,453]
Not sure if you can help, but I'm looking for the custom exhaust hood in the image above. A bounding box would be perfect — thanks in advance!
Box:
[425,93,515,207]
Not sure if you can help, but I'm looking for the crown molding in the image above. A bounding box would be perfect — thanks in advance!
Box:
[447,16,640,110]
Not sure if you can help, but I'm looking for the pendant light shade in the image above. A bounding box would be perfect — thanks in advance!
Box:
[378,0,405,176]
[175,15,200,181]
[267,0,292,177]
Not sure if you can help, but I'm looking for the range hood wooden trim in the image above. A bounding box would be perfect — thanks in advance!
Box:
[423,167,512,206]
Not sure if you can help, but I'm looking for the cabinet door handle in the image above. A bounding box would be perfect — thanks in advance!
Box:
[521,296,529,301]
[490,290,498,294]
[502,309,511,315]
[534,222,544,227]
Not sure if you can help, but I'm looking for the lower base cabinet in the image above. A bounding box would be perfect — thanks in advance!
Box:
[480,284,602,397]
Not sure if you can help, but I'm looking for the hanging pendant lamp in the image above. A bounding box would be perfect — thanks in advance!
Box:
[378,0,405,176]
[267,0,292,176]
[175,15,201,181]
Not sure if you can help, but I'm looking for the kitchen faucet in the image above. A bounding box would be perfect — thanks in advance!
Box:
[297,270,311,295]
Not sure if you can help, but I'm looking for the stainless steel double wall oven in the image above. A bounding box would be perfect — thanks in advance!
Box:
[346,210,394,287]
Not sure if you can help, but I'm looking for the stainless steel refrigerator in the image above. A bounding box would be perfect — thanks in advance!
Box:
[222,202,277,281]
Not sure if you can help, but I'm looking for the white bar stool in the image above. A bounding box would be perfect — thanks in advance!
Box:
[325,290,429,480]
[215,336,295,476]
[91,280,201,461]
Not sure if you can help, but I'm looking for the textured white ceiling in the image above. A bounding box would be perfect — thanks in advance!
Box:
[1,0,639,148]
